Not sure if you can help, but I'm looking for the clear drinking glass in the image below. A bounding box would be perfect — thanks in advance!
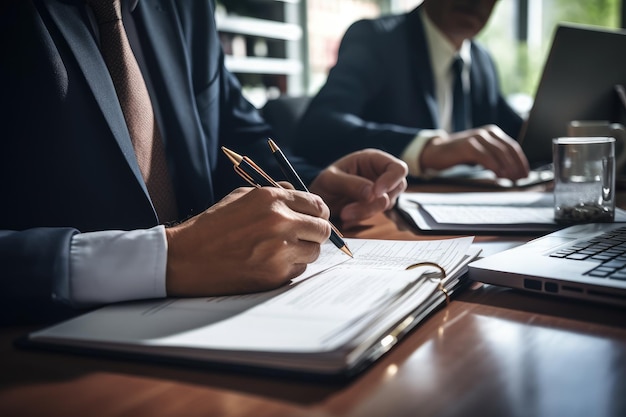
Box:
[552,137,615,224]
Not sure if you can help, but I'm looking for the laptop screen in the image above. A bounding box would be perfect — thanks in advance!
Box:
[518,23,626,167]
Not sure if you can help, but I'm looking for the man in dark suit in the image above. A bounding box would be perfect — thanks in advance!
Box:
[0,0,408,323]
[295,0,529,181]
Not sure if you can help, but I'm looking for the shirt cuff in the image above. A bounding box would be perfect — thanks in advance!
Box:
[59,225,168,308]
[401,129,448,177]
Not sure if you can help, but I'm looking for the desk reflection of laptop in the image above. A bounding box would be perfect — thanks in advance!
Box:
[430,23,626,188]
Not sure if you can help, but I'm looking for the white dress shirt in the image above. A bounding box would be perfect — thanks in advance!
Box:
[55,226,168,308]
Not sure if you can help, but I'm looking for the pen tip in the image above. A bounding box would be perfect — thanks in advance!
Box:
[267,138,278,152]
[341,245,354,258]
[222,146,243,164]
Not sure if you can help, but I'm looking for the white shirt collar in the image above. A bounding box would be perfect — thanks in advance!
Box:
[420,9,472,74]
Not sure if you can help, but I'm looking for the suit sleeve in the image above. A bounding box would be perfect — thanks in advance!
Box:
[497,92,525,140]
[0,228,78,324]
[293,20,421,167]
[471,43,524,139]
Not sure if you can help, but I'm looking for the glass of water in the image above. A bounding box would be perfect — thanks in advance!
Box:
[552,137,616,224]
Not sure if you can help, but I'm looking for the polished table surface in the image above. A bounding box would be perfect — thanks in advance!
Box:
[2,184,626,417]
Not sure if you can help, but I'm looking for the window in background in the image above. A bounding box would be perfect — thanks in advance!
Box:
[306,0,382,94]
[479,0,621,117]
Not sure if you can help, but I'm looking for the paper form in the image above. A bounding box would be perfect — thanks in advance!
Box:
[397,191,626,232]
[31,237,474,355]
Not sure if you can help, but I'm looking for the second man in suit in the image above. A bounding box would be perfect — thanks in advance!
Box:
[295,0,529,181]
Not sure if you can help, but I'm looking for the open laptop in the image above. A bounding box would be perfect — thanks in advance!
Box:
[431,23,626,187]
[468,222,626,306]
[518,23,626,168]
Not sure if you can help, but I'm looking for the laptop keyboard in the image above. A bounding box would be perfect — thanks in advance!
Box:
[549,226,626,281]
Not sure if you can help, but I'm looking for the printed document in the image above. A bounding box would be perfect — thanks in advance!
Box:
[26,237,479,377]
[397,191,626,233]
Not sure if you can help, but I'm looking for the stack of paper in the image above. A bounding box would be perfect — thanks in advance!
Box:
[397,191,613,233]
[24,237,479,378]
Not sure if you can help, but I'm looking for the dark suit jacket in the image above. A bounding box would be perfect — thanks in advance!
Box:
[294,6,523,167]
[0,0,320,323]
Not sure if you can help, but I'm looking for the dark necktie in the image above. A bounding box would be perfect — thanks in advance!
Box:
[451,55,470,132]
[88,0,178,223]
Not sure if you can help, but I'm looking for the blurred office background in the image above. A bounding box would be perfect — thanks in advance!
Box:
[215,0,623,115]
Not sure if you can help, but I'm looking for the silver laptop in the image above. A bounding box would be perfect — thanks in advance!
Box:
[518,23,626,168]
[468,222,626,306]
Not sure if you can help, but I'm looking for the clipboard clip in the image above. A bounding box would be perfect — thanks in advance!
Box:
[405,261,449,305]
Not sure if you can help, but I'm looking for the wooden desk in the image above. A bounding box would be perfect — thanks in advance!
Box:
[2,185,626,417]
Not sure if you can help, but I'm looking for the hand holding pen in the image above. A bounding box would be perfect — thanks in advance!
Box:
[222,144,354,257]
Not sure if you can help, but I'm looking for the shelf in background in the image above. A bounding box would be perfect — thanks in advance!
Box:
[224,56,302,75]
[216,0,305,104]
[216,15,302,41]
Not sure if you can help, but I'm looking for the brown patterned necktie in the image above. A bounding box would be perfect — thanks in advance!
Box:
[88,0,178,223]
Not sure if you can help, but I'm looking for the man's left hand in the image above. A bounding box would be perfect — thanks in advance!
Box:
[309,149,408,227]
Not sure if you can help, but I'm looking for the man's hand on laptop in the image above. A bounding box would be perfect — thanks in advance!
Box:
[420,124,530,181]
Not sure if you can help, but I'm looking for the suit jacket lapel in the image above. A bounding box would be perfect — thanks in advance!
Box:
[135,1,197,149]
[469,42,486,127]
[135,0,215,211]
[406,7,438,128]
[43,0,150,198]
